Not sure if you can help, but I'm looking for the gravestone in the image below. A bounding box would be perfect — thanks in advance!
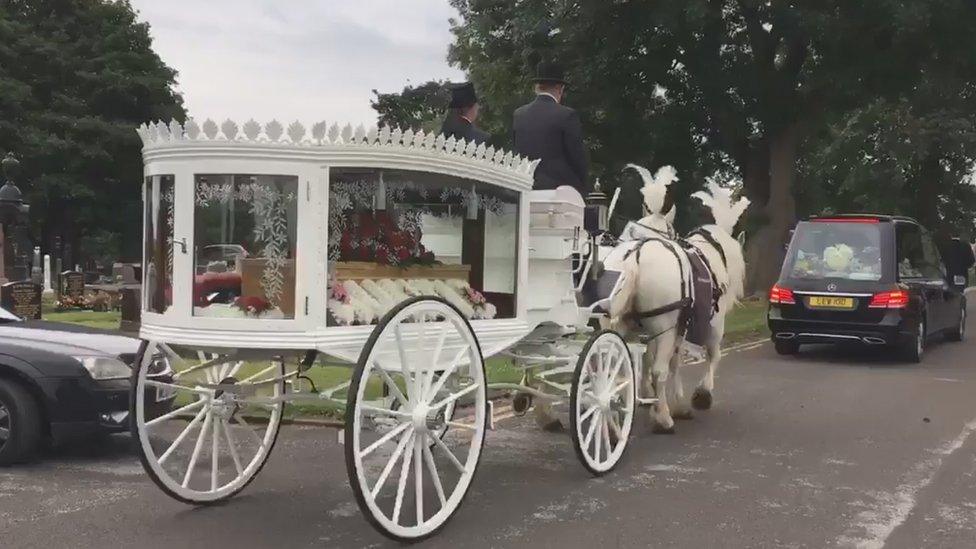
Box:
[119,287,141,332]
[60,270,85,299]
[1,281,41,319]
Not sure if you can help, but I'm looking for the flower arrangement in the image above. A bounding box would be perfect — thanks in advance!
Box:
[55,295,87,311]
[338,211,438,267]
[326,277,498,326]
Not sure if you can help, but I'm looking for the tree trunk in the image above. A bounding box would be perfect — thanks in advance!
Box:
[744,124,799,295]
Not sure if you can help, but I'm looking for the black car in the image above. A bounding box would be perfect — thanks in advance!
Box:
[767,214,974,362]
[0,308,172,464]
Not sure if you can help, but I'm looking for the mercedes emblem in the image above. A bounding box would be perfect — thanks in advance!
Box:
[827,283,837,292]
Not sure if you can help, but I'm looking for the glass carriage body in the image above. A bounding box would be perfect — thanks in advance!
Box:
[133,119,645,541]
[139,121,553,362]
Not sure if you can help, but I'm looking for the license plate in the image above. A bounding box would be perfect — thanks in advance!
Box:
[808,296,855,309]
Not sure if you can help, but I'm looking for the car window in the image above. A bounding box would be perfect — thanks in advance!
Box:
[896,223,926,279]
[784,221,883,281]
[921,230,946,279]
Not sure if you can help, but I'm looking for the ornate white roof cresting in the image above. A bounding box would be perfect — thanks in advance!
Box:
[137,118,540,181]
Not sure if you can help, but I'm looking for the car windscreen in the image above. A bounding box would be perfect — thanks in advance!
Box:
[784,221,884,281]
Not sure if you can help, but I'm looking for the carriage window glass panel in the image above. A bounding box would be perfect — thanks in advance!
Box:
[785,222,882,281]
[192,174,298,319]
[326,168,519,326]
[144,175,174,313]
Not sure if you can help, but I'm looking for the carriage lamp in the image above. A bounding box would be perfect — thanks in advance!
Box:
[585,179,609,233]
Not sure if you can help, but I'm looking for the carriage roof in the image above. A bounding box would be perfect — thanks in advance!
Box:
[136,119,538,193]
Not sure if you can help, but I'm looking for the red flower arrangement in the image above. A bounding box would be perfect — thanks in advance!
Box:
[233,295,273,316]
[338,210,438,267]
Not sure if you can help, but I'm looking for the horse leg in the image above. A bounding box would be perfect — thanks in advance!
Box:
[693,317,725,411]
[649,330,677,434]
[670,345,694,420]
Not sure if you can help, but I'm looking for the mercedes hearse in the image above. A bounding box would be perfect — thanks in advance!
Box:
[767,214,974,362]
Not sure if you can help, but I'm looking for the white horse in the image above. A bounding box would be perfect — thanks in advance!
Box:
[611,172,748,433]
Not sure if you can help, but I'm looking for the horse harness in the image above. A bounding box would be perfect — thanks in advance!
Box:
[621,227,728,335]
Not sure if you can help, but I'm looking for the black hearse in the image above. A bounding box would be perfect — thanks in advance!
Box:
[767,214,974,362]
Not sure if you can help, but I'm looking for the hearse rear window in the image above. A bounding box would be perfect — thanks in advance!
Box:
[785,221,882,281]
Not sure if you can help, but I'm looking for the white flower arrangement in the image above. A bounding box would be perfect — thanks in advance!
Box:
[328,298,356,326]
[361,279,399,314]
[445,279,498,319]
[326,277,499,326]
[193,303,285,320]
[343,280,380,324]
[431,279,476,319]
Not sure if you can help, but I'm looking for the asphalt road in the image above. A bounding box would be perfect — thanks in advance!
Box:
[4,305,976,548]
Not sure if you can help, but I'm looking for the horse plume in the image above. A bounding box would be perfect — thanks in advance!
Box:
[626,164,678,216]
[691,178,750,235]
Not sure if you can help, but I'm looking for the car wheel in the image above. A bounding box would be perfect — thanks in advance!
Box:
[0,378,43,466]
[946,305,966,342]
[774,339,799,356]
[900,319,925,363]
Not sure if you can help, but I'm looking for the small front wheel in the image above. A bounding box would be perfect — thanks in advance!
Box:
[570,330,636,476]
[345,296,487,542]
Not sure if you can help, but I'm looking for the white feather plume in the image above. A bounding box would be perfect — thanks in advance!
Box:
[626,163,678,215]
[692,176,750,234]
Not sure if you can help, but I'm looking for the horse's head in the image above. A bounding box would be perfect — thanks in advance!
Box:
[691,178,750,236]
[626,163,678,234]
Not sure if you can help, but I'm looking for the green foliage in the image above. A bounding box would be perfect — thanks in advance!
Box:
[0,0,184,262]
[371,80,449,134]
[447,0,976,287]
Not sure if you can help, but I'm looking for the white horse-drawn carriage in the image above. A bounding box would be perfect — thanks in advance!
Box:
[130,119,657,541]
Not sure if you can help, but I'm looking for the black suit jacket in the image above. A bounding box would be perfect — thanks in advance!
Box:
[512,95,589,194]
[440,112,490,145]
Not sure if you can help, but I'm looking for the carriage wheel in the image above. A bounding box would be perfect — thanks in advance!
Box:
[131,341,285,504]
[345,296,487,542]
[570,330,636,476]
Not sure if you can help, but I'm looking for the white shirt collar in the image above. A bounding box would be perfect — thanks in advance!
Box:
[537,92,560,103]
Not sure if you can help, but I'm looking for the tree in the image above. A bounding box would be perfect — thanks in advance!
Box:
[448,0,976,291]
[371,81,449,134]
[0,0,185,266]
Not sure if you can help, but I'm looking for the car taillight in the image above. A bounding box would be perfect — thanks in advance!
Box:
[769,284,795,305]
[869,290,909,309]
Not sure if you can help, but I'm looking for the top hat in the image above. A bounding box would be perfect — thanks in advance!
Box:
[448,82,478,108]
[532,61,567,85]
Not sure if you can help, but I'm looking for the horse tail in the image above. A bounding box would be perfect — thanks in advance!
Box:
[609,245,642,331]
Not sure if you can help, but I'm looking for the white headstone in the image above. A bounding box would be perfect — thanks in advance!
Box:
[42,254,53,295]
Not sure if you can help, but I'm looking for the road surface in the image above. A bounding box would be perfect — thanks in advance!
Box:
[3,306,976,548]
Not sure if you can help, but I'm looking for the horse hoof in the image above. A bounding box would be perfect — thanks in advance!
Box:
[692,387,713,410]
[652,423,676,435]
[672,409,694,421]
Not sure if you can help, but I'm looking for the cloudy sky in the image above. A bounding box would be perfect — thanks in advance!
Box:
[128,1,465,126]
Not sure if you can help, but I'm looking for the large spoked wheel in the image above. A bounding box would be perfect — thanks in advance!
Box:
[345,296,487,543]
[570,330,636,476]
[131,341,285,504]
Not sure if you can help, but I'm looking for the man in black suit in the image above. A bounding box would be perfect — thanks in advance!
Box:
[513,62,589,194]
[440,82,490,145]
